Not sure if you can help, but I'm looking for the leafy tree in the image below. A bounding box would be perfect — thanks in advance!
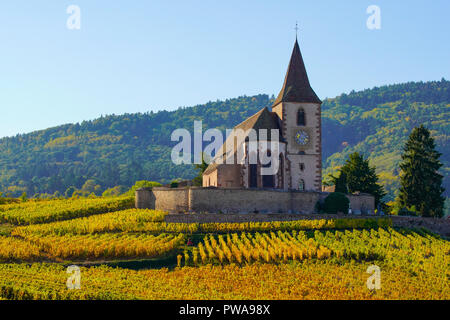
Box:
[72,190,92,198]
[334,152,386,206]
[53,191,62,199]
[398,125,445,217]
[102,185,128,197]
[64,186,77,198]
[20,192,27,202]
[81,179,102,195]
[445,198,450,217]
[192,154,209,186]
[126,180,162,196]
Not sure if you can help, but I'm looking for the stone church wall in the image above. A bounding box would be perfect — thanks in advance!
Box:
[217,164,242,188]
[202,169,218,187]
[136,187,375,214]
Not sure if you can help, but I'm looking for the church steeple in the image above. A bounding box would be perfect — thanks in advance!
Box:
[273,39,321,106]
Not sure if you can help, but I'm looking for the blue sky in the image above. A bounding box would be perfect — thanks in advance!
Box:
[0,0,449,138]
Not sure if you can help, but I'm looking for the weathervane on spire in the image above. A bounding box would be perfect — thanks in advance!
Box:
[295,21,299,39]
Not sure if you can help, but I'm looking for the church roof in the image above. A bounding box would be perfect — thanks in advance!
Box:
[235,107,282,138]
[203,107,282,175]
[272,39,321,106]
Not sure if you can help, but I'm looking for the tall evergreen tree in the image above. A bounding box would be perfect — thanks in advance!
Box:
[335,152,386,206]
[398,125,445,217]
[330,171,348,194]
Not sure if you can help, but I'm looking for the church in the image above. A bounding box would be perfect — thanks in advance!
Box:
[202,38,322,192]
[136,38,375,214]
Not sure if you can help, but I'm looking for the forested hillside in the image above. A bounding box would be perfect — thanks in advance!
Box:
[0,80,448,201]
[321,80,449,200]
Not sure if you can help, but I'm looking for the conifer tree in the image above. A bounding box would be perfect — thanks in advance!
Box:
[334,152,386,206]
[398,125,445,217]
[330,171,348,194]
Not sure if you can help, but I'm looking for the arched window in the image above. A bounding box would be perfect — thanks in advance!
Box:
[262,150,274,188]
[299,179,305,191]
[297,109,306,126]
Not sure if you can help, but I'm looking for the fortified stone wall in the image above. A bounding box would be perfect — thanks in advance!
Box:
[153,188,189,213]
[136,187,375,214]
[188,188,292,213]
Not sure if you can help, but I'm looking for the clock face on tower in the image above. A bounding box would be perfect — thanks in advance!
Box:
[294,130,310,146]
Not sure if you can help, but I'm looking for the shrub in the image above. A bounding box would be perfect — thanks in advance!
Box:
[127,181,162,196]
[323,193,350,214]
[102,186,128,197]
[390,202,418,216]
[398,206,418,217]
[314,200,325,214]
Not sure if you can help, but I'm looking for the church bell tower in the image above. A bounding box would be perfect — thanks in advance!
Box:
[271,38,322,192]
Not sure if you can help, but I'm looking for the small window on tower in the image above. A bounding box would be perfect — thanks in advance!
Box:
[299,163,305,171]
[297,109,306,126]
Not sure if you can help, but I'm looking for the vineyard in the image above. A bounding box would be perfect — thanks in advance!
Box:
[181,231,333,266]
[13,213,392,236]
[0,197,448,300]
[0,197,134,225]
[0,261,448,300]
[12,209,169,236]
[0,236,41,262]
[179,228,449,289]
[20,233,185,261]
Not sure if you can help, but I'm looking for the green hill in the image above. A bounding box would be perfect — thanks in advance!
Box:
[321,79,449,201]
[0,80,448,201]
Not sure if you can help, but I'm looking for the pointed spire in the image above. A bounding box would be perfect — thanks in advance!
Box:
[273,38,321,106]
